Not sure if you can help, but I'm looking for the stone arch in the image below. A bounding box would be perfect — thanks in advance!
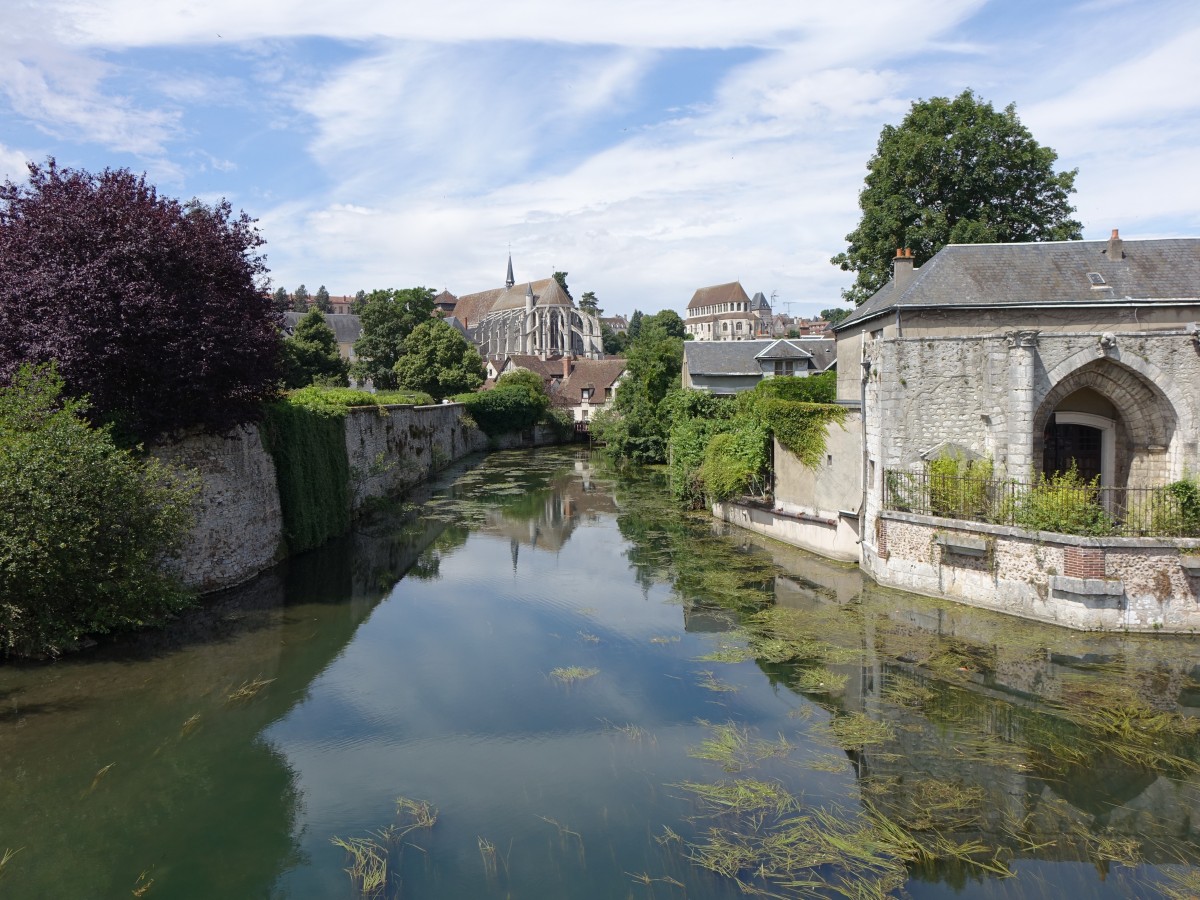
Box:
[1033,357,1179,487]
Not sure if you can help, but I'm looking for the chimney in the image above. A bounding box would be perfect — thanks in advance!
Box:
[562,355,572,379]
[1105,228,1125,260]
[893,247,915,292]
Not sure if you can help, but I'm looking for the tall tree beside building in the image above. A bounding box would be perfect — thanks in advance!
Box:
[292,283,310,312]
[393,319,484,400]
[272,286,291,313]
[314,285,331,312]
[350,287,436,389]
[831,89,1082,305]
[579,291,600,315]
[0,158,280,443]
[351,289,368,314]
[282,308,348,388]
[553,271,573,301]
[628,310,644,341]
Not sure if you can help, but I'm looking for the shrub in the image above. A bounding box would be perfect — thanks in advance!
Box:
[0,159,280,445]
[928,452,994,519]
[1009,464,1113,536]
[455,370,549,436]
[0,365,199,656]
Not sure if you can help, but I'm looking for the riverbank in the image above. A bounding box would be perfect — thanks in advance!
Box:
[153,402,566,594]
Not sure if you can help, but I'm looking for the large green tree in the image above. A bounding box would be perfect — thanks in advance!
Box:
[393,319,485,400]
[579,290,600,315]
[282,308,349,388]
[594,319,683,463]
[314,284,331,312]
[820,307,851,326]
[831,89,1082,305]
[350,287,436,389]
[271,286,291,313]
[292,283,310,312]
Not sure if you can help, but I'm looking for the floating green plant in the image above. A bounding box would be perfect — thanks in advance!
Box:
[331,834,388,897]
[395,797,438,835]
[695,670,739,692]
[825,713,894,750]
[0,848,22,880]
[675,778,796,818]
[227,676,275,703]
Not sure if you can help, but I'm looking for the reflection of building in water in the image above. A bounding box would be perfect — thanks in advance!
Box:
[737,534,1200,866]
[479,460,618,567]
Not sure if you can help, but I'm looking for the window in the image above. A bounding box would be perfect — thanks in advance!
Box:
[581,408,589,420]
[773,360,795,376]
[581,388,592,402]
[736,321,743,331]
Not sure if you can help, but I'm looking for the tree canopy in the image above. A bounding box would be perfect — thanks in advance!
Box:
[820,307,851,326]
[579,290,599,315]
[292,284,310,312]
[282,308,349,389]
[594,315,683,463]
[831,89,1082,305]
[393,319,485,400]
[0,159,281,444]
[314,285,331,312]
[272,286,291,313]
[350,287,436,389]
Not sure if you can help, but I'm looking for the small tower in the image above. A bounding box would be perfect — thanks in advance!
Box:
[505,254,515,289]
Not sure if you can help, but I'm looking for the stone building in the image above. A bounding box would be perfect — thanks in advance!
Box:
[714,233,1200,631]
[828,232,1200,630]
[451,257,603,359]
[684,281,772,341]
[682,338,834,394]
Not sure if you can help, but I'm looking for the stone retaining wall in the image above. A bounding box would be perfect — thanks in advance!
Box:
[869,511,1200,631]
[157,405,567,593]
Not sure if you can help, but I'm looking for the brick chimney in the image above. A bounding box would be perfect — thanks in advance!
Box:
[1105,228,1125,259]
[893,248,915,292]
[562,355,572,379]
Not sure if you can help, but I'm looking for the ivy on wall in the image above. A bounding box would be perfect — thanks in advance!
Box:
[261,393,352,555]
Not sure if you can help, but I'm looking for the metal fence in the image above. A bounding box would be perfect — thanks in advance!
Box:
[883,469,1200,538]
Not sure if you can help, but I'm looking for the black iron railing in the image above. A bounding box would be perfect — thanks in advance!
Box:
[883,469,1200,538]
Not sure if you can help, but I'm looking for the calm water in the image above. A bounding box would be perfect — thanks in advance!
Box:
[4,448,1200,898]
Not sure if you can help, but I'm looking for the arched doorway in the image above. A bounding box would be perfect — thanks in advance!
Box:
[1032,361,1177,491]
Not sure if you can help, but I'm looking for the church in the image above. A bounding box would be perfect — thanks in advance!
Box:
[451,257,604,360]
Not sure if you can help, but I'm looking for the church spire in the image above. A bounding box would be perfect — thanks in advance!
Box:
[505,253,515,289]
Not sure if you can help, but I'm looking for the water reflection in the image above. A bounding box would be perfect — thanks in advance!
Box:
[1,449,1199,898]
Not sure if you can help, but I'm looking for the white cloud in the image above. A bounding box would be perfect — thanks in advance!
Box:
[0,142,30,182]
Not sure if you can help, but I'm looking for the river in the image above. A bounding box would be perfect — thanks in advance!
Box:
[3,447,1200,898]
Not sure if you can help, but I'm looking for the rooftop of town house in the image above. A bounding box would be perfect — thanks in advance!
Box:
[838,234,1200,331]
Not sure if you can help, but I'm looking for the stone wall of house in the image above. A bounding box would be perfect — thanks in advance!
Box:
[159,406,568,593]
[868,511,1200,631]
[152,425,285,593]
[873,324,1200,482]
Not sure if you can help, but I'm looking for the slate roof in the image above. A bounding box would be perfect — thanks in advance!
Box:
[492,277,572,312]
[684,340,813,376]
[687,281,750,311]
[283,311,362,345]
[838,237,1200,331]
[749,291,771,312]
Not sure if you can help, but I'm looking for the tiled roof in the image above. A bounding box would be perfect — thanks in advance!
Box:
[452,288,504,329]
[838,237,1200,330]
[558,359,626,405]
[687,281,750,311]
[491,277,573,313]
[507,354,567,380]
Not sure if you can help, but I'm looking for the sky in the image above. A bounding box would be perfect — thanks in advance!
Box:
[1,0,1198,319]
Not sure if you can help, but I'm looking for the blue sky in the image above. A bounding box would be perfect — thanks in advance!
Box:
[2,0,1198,318]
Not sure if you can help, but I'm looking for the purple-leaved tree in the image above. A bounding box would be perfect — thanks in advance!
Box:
[0,159,282,444]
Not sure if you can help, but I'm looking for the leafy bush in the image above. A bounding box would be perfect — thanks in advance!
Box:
[0,159,281,445]
[285,385,434,414]
[752,371,837,404]
[455,370,549,436]
[1142,477,1200,537]
[1008,465,1113,536]
[928,452,994,519]
[0,365,199,656]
